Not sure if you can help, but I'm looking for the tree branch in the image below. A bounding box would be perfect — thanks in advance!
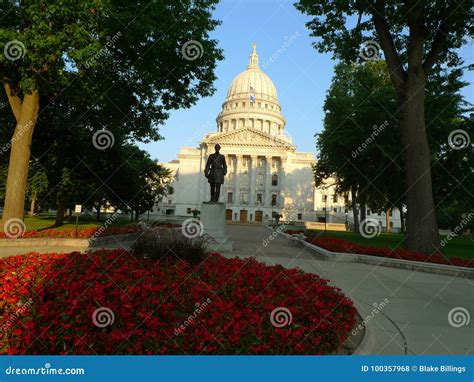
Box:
[370,2,407,92]
[4,82,22,122]
[422,3,457,75]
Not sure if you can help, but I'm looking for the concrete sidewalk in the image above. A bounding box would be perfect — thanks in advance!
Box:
[221,224,474,355]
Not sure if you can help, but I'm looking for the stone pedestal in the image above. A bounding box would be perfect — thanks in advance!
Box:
[200,202,233,251]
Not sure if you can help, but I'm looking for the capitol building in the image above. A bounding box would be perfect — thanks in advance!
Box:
[155,44,402,230]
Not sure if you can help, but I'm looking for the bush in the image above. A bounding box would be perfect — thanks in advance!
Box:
[131,225,213,265]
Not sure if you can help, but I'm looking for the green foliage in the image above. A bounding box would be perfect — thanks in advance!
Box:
[294,1,472,67]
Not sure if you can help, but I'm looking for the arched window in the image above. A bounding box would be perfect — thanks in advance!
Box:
[272,174,278,186]
[241,172,249,187]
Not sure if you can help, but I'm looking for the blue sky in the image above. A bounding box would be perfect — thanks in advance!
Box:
[141,0,473,162]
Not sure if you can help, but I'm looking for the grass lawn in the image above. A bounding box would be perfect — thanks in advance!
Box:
[306,230,474,260]
[20,214,133,231]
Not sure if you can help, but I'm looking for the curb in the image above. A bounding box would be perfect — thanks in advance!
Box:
[0,233,139,249]
[280,232,474,279]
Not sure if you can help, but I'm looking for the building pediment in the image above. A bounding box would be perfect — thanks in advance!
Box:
[203,127,295,150]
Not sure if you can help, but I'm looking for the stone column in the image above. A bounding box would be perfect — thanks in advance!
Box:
[265,155,272,206]
[235,154,242,206]
[249,155,257,205]
[199,144,208,204]
[279,156,286,208]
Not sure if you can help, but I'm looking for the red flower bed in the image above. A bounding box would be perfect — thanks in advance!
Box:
[306,236,473,268]
[0,225,139,239]
[0,250,357,355]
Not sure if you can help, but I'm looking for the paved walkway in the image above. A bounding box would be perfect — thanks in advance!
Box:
[1,224,472,355]
[221,224,474,355]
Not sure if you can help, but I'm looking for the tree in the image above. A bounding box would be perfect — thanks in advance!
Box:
[26,162,48,216]
[295,0,473,254]
[0,0,222,226]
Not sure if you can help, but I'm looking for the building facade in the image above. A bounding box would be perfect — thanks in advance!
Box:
[155,44,402,230]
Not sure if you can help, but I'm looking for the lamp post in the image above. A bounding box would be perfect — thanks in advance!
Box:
[324,190,328,236]
[345,211,348,231]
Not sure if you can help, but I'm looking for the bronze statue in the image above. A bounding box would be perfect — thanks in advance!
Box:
[204,144,227,203]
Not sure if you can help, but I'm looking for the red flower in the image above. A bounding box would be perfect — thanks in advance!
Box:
[305,236,473,268]
[0,250,357,355]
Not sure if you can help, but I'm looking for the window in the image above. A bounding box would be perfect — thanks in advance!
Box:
[271,194,277,206]
[271,174,278,186]
[258,102,261,108]
[257,173,264,187]
[187,208,192,214]
[323,195,327,202]
[367,209,371,216]
[168,199,173,204]
[256,193,263,205]
[389,210,393,217]
[390,222,394,228]
[297,213,302,220]
[227,192,233,203]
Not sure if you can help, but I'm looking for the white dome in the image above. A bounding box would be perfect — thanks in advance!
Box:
[216,43,286,137]
[226,68,278,102]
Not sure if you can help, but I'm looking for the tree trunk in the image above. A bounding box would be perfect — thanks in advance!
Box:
[398,74,440,254]
[351,186,359,233]
[29,191,37,216]
[55,197,65,226]
[1,88,40,229]
[130,211,134,221]
[386,208,391,233]
[135,209,140,221]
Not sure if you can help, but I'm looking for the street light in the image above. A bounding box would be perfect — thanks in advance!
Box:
[324,190,328,235]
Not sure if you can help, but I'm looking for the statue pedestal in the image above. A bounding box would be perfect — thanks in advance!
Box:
[200,202,233,252]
